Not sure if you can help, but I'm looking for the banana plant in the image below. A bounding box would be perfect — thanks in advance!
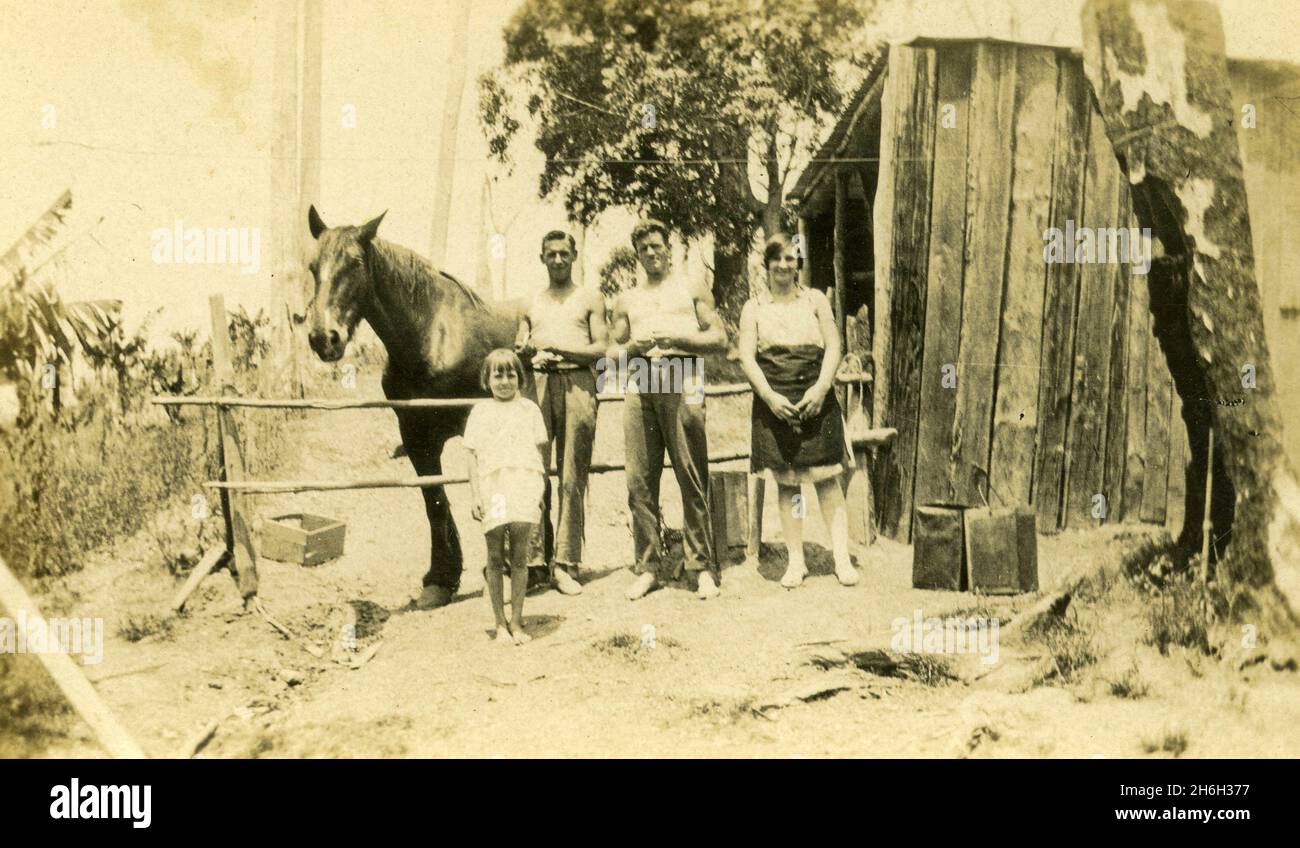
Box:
[0,268,121,422]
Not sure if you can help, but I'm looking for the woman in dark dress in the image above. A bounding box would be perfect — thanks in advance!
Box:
[738,233,858,588]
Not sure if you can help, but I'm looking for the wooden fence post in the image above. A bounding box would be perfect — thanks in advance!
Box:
[746,474,765,566]
[209,295,259,602]
[709,470,749,565]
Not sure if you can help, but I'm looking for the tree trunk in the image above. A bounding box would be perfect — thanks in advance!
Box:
[1082,0,1300,622]
[711,243,748,329]
[269,2,300,389]
[298,0,323,289]
[710,132,761,327]
[428,0,473,268]
[470,176,491,297]
[761,134,785,239]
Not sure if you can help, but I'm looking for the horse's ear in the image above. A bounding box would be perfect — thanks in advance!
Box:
[308,205,327,240]
[357,210,387,243]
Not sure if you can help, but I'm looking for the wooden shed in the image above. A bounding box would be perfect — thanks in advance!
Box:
[794,23,1300,542]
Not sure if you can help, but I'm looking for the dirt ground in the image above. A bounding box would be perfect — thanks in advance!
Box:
[17,373,1300,758]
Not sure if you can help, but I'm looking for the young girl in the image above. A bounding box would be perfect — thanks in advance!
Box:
[463,348,550,645]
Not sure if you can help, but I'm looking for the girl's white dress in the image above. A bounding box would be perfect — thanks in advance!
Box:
[462,396,549,531]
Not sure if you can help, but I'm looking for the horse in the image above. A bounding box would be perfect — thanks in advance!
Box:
[305,206,524,609]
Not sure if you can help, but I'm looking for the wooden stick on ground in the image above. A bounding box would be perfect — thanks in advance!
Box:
[0,557,146,759]
[255,602,326,658]
[177,719,219,759]
[172,548,230,613]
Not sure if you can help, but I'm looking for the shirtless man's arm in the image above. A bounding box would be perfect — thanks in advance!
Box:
[607,291,650,360]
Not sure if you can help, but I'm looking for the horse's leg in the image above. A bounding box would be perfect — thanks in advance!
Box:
[394,406,466,608]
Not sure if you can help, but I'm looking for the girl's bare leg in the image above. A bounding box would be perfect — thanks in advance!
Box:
[484,527,512,642]
[507,523,533,644]
[815,477,858,585]
[776,482,807,588]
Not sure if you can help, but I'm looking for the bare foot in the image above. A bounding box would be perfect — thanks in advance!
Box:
[835,559,860,586]
[554,566,583,596]
[781,561,807,589]
[511,627,532,645]
[696,571,720,600]
[626,572,658,601]
[493,627,512,644]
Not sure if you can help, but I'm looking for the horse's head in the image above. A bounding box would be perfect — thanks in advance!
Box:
[305,206,386,362]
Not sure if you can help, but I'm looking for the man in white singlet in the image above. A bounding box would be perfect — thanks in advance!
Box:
[607,220,728,601]
[515,230,608,595]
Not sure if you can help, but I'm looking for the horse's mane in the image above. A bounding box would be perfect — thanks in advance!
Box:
[369,238,490,313]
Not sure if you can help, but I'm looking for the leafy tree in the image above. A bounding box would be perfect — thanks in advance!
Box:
[226,306,273,372]
[597,245,639,297]
[480,0,875,319]
[81,308,154,417]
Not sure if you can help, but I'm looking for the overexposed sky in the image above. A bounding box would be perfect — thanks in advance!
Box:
[0,0,643,342]
[3,0,1295,345]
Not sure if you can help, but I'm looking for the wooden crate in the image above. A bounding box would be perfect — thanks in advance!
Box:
[258,513,346,566]
[709,470,749,563]
[963,508,1019,594]
[963,507,1038,595]
[913,504,966,590]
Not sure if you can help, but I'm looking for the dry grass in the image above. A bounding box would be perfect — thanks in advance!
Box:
[896,653,958,686]
[591,631,682,663]
[1029,612,1098,685]
[116,612,175,643]
[687,696,761,724]
[942,603,1020,628]
[1107,665,1151,700]
[1141,729,1189,757]
[1145,570,1214,656]
[0,415,208,578]
[0,653,73,757]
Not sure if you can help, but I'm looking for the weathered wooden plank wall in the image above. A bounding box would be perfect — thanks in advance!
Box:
[1167,392,1188,532]
[913,44,973,511]
[989,47,1057,508]
[1064,103,1122,528]
[873,43,1186,538]
[875,46,939,540]
[1033,54,1091,532]
[951,43,1016,507]
[1121,254,1151,521]
[1101,186,1135,523]
[1140,312,1173,524]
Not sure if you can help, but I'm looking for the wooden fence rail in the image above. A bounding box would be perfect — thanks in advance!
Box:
[199,434,896,495]
[153,373,873,411]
